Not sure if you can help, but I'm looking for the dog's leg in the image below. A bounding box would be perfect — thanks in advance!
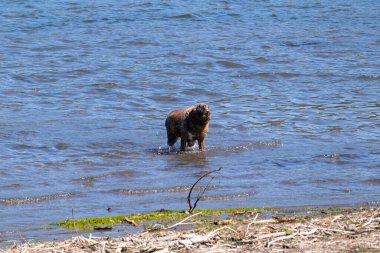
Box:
[167,136,178,147]
[198,137,205,150]
[167,124,178,145]
[180,132,187,151]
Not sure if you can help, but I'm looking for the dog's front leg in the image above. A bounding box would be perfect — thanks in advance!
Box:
[180,132,187,151]
[198,136,205,150]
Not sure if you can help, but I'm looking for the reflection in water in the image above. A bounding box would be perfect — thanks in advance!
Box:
[166,150,209,169]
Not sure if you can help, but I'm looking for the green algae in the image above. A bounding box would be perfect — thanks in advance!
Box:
[53,215,126,231]
[53,207,275,231]
[53,206,364,231]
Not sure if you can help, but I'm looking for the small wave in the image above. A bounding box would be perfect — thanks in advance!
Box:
[200,191,255,201]
[224,140,282,152]
[217,60,246,68]
[281,179,303,186]
[316,72,338,77]
[182,88,218,96]
[90,150,138,159]
[364,179,380,185]
[13,144,32,150]
[111,185,216,195]
[17,130,37,137]
[0,193,75,206]
[73,176,97,187]
[285,41,321,47]
[73,170,135,186]
[152,140,282,156]
[319,153,340,159]
[254,57,270,63]
[149,94,178,103]
[309,178,346,185]
[149,147,191,155]
[357,75,380,80]
[316,153,360,160]
[30,45,68,52]
[168,13,193,19]
[82,19,96,23]
[254,72,301,78]
[331,188,351,193]
[91,83,118,88]
[68,69,94,75]
[127,40,147,46]
[12,144,49,151]
[1,183,22,190]
[54,142,69,150]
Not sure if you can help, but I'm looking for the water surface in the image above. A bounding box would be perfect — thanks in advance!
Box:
[0,0,379,244]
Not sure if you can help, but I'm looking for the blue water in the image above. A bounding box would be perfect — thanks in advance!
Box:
[1,0,379,245]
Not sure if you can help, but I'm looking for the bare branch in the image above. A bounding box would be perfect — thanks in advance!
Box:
[187,167,222,213]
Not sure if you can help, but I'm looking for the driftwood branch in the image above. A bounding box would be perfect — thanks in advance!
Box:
[187,167,222,213]
[166,212,202,229]
[245,213,259,237]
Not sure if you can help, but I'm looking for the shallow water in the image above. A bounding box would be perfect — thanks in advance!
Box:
[1,0,380,244]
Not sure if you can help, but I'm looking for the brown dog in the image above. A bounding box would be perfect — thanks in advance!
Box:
[165,103,211,151]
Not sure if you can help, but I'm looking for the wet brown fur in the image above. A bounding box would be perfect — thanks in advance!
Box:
[165,103,211,151]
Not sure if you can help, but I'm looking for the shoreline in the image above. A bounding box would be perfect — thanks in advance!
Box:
[2,206,379,253]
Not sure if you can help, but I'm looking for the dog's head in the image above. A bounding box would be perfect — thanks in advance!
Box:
[188,103,211,125]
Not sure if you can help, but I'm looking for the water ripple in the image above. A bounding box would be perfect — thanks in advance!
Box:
[0,193,76,206]
[200,192,255,201]
[111,185,216,195]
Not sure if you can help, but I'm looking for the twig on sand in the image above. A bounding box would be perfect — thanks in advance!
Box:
[245,213,259,237]
[206,226,240,240]
[267,233,298,248]
[166,212,202,229]
[179,226,239,246]
[255,231,288,240]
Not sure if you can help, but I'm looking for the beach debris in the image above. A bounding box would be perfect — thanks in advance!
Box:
[272,215,297,223]
[213,219,233,226]
[93,225,112,231]
[3,208,380,253]
[122,217,138,226]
